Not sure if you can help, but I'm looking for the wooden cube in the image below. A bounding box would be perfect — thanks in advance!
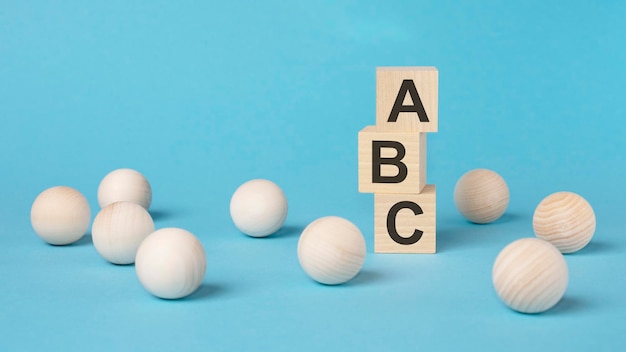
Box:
[376,67,438,133]
[358,126,426,194]
[374,185,436,253]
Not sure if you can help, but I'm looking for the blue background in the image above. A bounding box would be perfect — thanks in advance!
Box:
[1,1,625,350]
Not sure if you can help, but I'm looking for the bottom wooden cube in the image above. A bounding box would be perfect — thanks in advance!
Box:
[374,185,436,253]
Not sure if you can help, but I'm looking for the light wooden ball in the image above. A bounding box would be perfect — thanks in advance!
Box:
[493,238,568,314]
[230,179,288,237]
[135,228,206,299]
[454,168,509,224]
[31,186,91,245]
[92,202,155,265]
[98,168,152,210]
[533,191,596,253]
[297,216,366,285]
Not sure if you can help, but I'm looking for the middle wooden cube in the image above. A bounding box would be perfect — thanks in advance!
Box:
[358,125,426,194]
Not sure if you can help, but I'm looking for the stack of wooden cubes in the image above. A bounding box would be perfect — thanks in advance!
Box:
[358,67,438,253]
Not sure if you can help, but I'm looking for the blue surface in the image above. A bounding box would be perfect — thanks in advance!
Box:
[1,1,625,350]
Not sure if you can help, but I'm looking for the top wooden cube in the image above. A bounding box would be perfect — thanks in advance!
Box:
[376,67,438,133]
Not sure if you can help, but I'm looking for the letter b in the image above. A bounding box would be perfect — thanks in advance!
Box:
[358,126,426,194]
[372,141,407,184]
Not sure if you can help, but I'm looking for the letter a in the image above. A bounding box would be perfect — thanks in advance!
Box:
[388,80,429,123]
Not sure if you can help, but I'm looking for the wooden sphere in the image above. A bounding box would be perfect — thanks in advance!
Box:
[297,216,366,285]
[230,179,288,237]
[98,168,152,210]
[30,186,91,245]
[533,191,596,253]
[135,228,206,299]
[493,238,568,313]
[454,168,509,224]
[92,202,155,264]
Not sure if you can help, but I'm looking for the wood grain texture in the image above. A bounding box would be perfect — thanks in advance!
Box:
[297,216,366,285]
[374,185,436,253]
[533,191,596,253]
[30,186,91,245]
[492,238,568,314]
[92,201,155,265]
[230,179,288,238]
[376,67,438,133]
[135,228,206,299]
[453,169,509,224]
[358,125,426,194]
[98,168,152,210]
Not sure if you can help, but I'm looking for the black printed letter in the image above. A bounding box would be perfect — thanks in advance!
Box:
[386,201,423,245]
[388,80,429,123]
[372,141,407,183]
